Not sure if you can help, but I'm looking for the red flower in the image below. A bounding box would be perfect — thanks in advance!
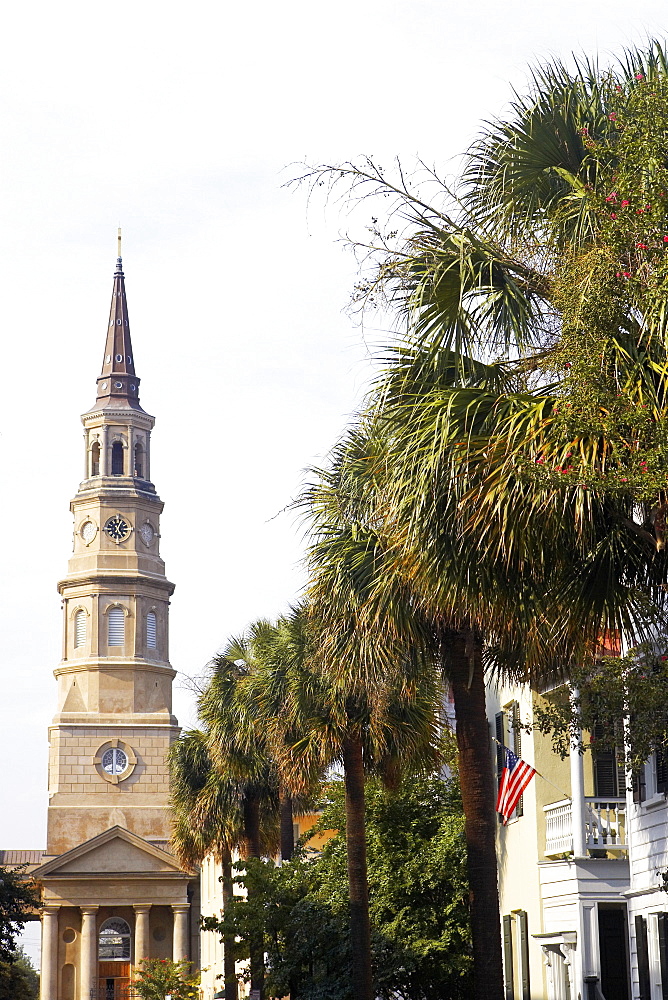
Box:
[610,213,617,219]
[636,72,644,80]
[606,192,617,201]
[637,243,648,249]
[621,199,630,207]
[609,112,617,121]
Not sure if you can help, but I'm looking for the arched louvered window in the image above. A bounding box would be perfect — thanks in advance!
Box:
[111,441,124,476]
[91,441,100,477]
[107,606,125,646]
[98,917,131,960]
[146,611,157,649]
[74,609,86,648]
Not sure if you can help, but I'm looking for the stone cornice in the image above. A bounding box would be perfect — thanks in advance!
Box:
[82,409,155,428]
[54,661,176,678]
[57,574,175,596]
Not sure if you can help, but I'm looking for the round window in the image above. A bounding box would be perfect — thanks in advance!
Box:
[101,748,128,776]
[62,928,76,944]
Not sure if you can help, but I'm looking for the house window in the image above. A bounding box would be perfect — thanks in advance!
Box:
[111,441,124,476]
[146,611,157,649]
[495,702,523,818]
[74,609,86,648]
[98,917,131,960]
[107,607,125,646]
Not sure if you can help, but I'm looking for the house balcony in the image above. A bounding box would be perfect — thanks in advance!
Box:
[544,797,628,858]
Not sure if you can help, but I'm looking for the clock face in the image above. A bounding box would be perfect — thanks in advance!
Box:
[139,522,154,546]
[81,520,97,544]
[105,515,130,541]
[101,748,128,775]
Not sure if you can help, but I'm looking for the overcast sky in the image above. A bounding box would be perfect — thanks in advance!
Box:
[3,0,668,965]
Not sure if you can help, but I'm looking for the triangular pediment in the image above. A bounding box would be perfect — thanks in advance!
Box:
[34,826,188,877]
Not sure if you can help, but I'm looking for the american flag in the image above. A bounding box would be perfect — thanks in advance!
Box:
[496,746,537,825]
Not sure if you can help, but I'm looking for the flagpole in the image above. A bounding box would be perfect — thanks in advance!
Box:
[491,736,572,801]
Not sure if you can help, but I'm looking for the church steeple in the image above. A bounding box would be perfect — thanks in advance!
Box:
[95,238,142,409]
[48,244,178,860]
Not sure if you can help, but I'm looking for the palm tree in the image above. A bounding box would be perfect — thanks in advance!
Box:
[248,604,443,1000]
[293,41,668,1000]
[170,648,286,1000]
[169,730,241,1000]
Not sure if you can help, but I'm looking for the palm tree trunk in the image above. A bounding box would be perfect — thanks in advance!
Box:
[342,730,373,1000]
[447,627,504,1000]
[242,792,264,999]
[221,847,238,1000]
[279,793,295,862]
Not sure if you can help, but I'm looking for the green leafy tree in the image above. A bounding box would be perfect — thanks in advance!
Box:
[0,947,39,1000]
[132,958,199,1000]
[0,867,40,964]
[204,774,472,1000]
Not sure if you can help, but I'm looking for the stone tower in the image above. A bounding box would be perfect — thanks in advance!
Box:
[35,251,197,1000]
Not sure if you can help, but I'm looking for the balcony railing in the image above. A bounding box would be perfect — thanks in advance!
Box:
[544,796,627,857]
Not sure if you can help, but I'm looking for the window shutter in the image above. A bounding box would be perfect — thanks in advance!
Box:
[495,712,506,777]
[502,914,514,1000]
[518,910,530,1000]
[633,766,647,804]
[656,750,668,795]
[74,609,86,648]
[146,611,157,649]
[636,915,651,1000]
[512,702,524,817]
[658,914,668,1000]
[107,607,125,646]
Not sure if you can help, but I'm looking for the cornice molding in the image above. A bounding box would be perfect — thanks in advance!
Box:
[57,574,175,596]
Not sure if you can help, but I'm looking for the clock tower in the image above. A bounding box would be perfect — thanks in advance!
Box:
[35,249,197,1000]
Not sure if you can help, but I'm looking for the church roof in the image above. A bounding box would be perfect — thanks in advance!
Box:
[94,247,144,411]
[34,826,193,879]
[0,849,44,870]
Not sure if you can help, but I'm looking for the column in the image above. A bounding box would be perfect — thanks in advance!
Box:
[40,906,59,1000]
[134,904,151,968]
[172,904,190,962]
[570,686,586,857]
[79,906,98,1000]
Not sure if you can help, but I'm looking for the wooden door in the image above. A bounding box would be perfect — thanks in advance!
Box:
[97,962,131,998]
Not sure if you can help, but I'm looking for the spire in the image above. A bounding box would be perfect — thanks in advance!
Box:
[95,235,143,409]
